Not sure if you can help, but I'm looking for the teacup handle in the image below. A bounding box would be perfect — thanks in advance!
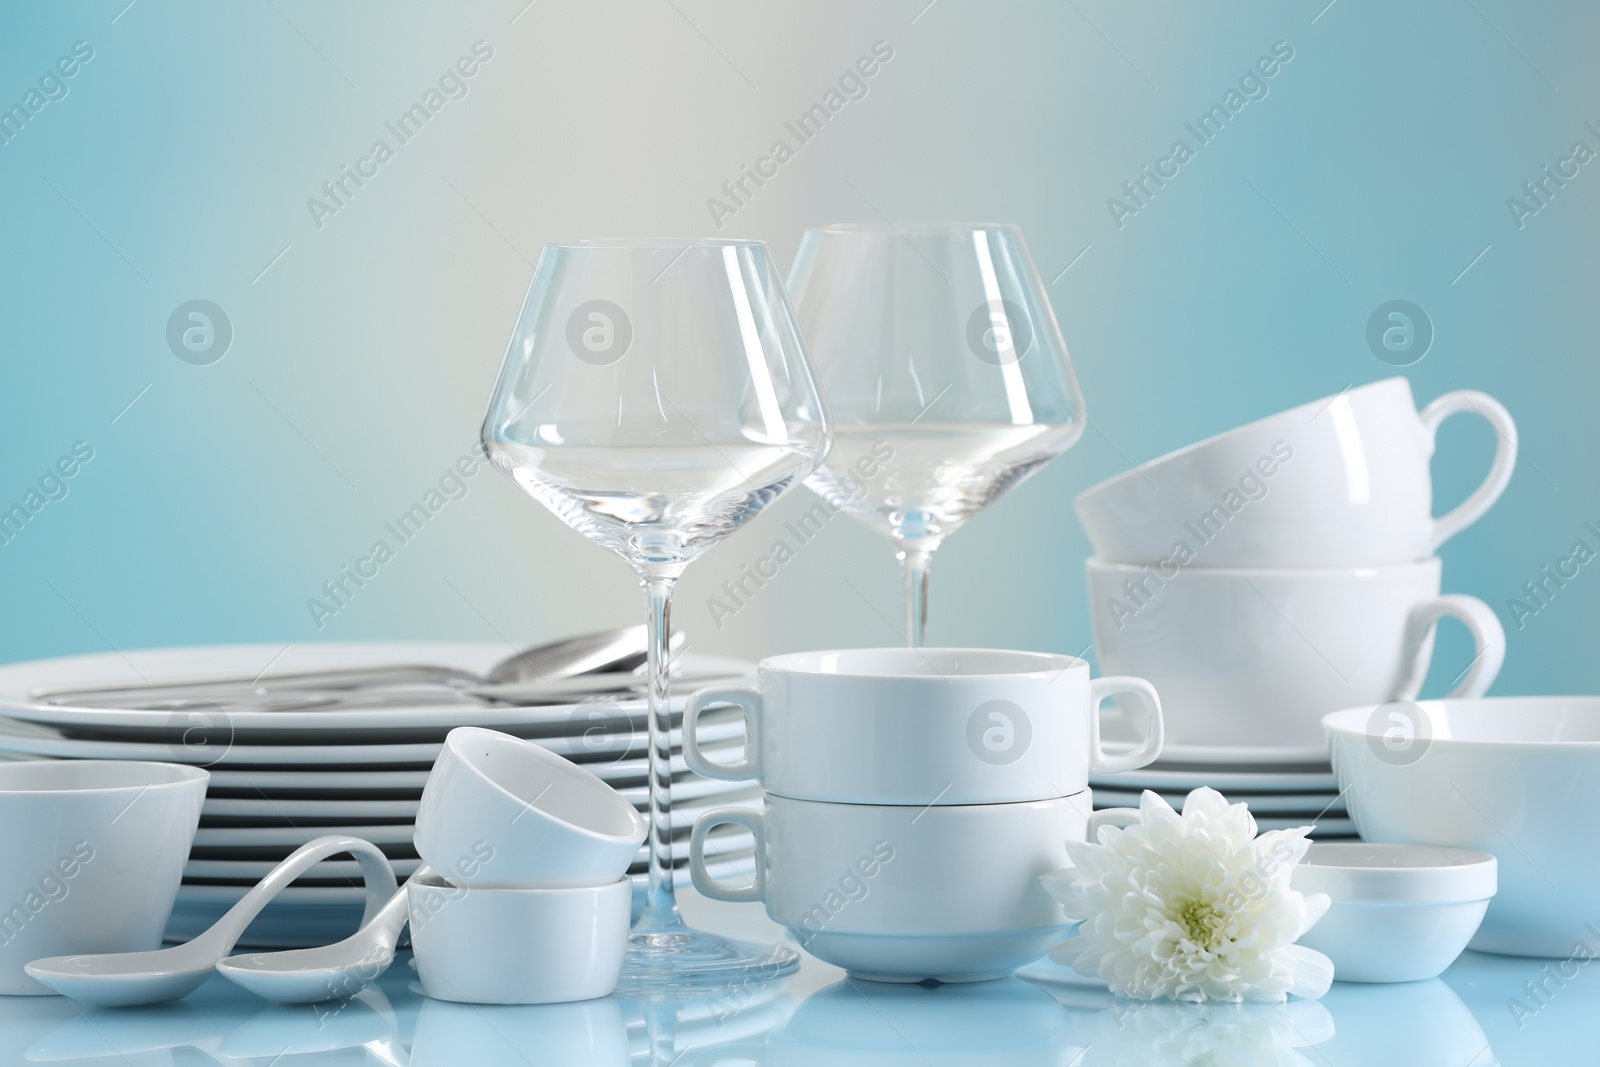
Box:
[1086,806,1141,843]
[683,687,764,782]
[689,807,765,904]
[1420,390,1517,553]
[1394,593,1506,701]
[1088,676,1165,773]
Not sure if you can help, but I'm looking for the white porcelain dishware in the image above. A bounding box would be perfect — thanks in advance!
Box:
[1289,843,1495,982]
[25,835,394,1006]
[1324,696,1600,958]
[0,760,208,996]
[414,727,647,888]
[1088,557,1504,750]
[690,791,1100,982]
[684,648,1162,804]
[407,871,631,1004]
[216,869,423,1003]
[1075,378,1517,567]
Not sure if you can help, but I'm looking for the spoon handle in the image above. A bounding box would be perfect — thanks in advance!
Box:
[188,836,397,958]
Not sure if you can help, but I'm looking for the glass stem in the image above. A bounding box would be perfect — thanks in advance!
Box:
[898,546,932,648]
[638,568,679,929]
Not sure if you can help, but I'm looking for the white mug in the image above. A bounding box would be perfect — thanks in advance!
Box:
[683,648,1163,804]
[1075,378,1517,567]
[0,760,207,995]
[690,791,1099,983]
[407,872,631,1005]
[414,727,646,888]
[1088,557,1504,751]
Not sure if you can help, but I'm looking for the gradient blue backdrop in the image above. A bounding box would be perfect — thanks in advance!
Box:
[1,0,1594,701]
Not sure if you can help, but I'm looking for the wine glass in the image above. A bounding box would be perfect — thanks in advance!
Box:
[481,238,831,988]
[787,223,1085,646]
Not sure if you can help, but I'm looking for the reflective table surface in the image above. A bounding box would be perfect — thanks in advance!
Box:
[1,889,1590,1065]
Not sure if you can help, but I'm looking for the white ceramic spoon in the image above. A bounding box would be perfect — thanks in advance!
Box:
[216,867,424,1003]
[25,835,394,1007]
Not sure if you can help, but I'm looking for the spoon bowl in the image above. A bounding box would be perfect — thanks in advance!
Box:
[217,871,419,1003]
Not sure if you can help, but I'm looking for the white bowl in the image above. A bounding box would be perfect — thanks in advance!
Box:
[0,760,207,995]
[414,727,646,888]
[407,872,630,1005]
[1323,696,1600,957]
[1291,843,1496,982]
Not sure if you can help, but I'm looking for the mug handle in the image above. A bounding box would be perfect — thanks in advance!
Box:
[1394,594,1507,701]
[1088,676,1165,774]
[1420,390,1517,554]
[1086,806,1141,844]
[689,807,765,904]
[683,687,764,781]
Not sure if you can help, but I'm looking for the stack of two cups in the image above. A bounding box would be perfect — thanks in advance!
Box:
[684,648,1166,983]
[1075,378,1518,755]
[409,727,648,1005]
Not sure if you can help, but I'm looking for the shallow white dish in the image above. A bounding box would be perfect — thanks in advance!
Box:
[1099,735,1330,767]
[1089,766,1337,793]
[0,716,744,768]
[1325,695,1600,958]
[1291,842,1496,982]
[1091,788,1345,815]
[0,642,752,736]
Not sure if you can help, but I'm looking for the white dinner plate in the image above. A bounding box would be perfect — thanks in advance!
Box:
[166,851,757,947]
[185,824,760,882]
[1090,767,1339,792]
[1091,789,1346,815]
[0,714,743,767]
[0,642,754,737]
[202,796,422,820]
[198,768,748,808]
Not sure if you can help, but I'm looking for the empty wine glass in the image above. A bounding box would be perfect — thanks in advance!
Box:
[788,223,1086,646]
[482,238,831,988]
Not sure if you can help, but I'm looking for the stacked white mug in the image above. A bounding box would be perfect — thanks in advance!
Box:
[1075,377,1516,754]
[683,647,1164,983]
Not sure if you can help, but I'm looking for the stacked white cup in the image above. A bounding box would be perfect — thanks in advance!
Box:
[1074,377,1517,754]
[683,647,1165,983]
[409,727,647,1005]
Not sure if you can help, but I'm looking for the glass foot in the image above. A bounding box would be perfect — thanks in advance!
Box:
[617,917,800,994]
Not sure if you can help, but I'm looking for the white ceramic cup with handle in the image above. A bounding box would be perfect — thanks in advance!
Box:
[682,648,1163,804]
[1074,378,1517,567]
[0,760,208,995]
[690,791,1119,983]
[414,727,646,888]
[1087,557,1504,752]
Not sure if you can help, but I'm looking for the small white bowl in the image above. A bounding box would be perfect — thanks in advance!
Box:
[407,872,630,1005]
[1291,843,1496,983]
[414,727,646,888]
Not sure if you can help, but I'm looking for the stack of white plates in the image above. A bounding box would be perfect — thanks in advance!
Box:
[0,642,762,947]
[1090,737,1353,840]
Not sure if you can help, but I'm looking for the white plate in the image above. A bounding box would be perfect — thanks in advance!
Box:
[0,714,744,768]
[198,768,747,808]
[1091,789,1346,815]
[1090,767,1339,792]
[185,825,760,882]
[0,642,754,736]
[188,788,763,860]
[166,851,757,948]
[202,796,422,820]
[1099,708,1328,766]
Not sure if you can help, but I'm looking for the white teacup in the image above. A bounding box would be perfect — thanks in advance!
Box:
[407,872,631,1004]
[0,760,207,995]
[1075,378,1517,567]
[414,727,646,888]
[683,648,1163,804]
[690,792,1114,983]
[1087,557,1504,751]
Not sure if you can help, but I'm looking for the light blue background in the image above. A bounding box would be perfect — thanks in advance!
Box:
[1,0,1594,699]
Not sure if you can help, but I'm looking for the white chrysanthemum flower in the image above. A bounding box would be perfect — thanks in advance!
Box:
[1041,787,1333,1003]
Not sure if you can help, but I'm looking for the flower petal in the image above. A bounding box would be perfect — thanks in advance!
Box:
[1282,944,1335,1000]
